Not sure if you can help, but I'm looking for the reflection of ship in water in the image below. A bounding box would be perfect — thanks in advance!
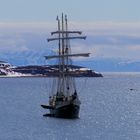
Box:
[41,14,93,118]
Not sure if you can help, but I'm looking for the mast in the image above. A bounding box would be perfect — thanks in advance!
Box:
[56,16,61,94]
[65,14,71,95]
[58,13,65,96]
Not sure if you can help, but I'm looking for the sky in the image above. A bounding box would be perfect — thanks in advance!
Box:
[0,0,140,22]
[0,0,140,71]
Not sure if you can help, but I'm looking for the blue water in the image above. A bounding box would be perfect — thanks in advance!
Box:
[0,73,140,140]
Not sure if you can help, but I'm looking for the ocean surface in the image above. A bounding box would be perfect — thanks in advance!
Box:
[0,73,140,140]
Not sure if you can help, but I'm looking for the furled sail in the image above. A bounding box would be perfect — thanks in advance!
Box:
[51,31,82,35]
[45,53,90,60]
[47,36,86,42]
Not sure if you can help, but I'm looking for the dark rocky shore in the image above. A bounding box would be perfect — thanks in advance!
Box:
[12,65,103,77]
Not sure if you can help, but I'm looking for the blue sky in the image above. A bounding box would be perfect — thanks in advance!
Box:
[0,0,140,71]
[0,0,140,22]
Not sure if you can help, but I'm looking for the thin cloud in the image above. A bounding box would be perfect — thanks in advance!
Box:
[0,22,55,33]
[0,21,140,65]
[0,21,140,33]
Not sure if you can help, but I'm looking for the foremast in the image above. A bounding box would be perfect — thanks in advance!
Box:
[46,14,89,97]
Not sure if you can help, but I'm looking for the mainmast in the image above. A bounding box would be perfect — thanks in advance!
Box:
[61,13,65,95]
[56,16,61,94]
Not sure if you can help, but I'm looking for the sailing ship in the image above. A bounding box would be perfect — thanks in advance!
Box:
[41,14,90,118]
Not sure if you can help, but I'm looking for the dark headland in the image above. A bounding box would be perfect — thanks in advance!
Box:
[12,65,103,77]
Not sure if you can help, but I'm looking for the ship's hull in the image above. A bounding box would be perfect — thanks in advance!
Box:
[41,96,81,119]
[50,103,80,119]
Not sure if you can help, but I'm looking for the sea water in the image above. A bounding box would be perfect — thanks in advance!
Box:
[0,73,140,140]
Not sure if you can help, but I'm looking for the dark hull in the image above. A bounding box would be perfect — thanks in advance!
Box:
[49,103,80,119]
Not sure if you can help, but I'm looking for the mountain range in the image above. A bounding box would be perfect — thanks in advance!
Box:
[0,29,140,72]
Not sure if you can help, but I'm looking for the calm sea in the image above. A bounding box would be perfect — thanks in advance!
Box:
[0,73,140,140]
